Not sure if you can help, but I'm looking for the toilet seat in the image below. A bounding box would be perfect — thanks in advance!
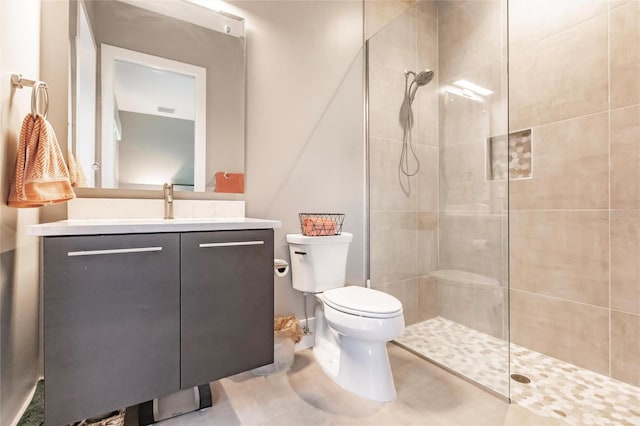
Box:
[323,286,403,319]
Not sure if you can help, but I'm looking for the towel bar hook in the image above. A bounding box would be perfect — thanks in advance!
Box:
[11,73,49,119]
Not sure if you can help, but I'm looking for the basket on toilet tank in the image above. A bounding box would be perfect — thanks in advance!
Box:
[288,232,353,292]
[299,213,344,236]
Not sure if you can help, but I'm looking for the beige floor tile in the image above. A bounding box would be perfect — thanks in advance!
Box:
[126,344,560,426]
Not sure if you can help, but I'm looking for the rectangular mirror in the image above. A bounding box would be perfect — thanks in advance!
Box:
[69,0,245,193]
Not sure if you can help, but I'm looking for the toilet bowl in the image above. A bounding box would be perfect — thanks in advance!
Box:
[287,233,404,402]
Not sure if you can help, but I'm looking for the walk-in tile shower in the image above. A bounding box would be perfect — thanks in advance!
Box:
[366,1,640,423]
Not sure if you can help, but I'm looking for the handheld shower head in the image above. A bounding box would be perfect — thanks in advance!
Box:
[408,69,434,101]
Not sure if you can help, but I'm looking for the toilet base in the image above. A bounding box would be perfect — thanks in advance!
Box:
[312,304,398,402]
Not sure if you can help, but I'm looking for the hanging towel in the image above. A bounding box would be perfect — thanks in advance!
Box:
[214,172,244,193]
[67,150,88,188]
[8,114,75,207]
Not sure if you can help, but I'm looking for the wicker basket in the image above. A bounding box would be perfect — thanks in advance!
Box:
[76,410,125,426]
[299,213,344,236]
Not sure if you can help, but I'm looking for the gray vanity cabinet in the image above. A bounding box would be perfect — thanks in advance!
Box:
[43,233,181,426]
[180,229,274,389]
[42,228,274,426]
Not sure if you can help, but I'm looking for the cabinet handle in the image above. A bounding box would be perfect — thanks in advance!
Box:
[199,241,264,248]
[67,247,163,257]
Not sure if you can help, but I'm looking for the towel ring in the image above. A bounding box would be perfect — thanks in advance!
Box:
[10,74,49,120]
[31,81,49,119]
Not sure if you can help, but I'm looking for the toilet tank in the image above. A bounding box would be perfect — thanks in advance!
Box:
[286,233,353,293]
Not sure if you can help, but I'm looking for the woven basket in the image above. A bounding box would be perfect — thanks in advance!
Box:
[77,410,125,426]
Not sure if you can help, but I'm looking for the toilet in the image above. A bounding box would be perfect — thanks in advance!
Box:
[286,232,404,402]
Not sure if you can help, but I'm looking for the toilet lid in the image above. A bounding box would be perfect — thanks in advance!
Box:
[323,286,403,319]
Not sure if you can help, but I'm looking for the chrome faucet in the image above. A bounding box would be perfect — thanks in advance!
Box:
[163,183,174,219]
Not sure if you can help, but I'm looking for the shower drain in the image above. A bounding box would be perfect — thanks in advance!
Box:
[510,373,531,384]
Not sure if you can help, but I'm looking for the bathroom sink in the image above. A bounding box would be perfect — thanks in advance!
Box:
[27,217,281,236]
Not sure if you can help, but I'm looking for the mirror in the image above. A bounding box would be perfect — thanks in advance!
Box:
[69,0,245,192]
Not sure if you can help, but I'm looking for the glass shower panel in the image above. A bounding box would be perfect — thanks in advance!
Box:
[366,0,509,398]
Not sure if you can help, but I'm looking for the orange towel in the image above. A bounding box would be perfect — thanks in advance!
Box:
[67,150,88,188]
[8,114,75,208]
[302,217,336,236]
[214,172,244,193]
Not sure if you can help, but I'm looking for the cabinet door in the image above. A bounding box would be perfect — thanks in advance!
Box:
[181,230,274,388]
[44,234,180,426]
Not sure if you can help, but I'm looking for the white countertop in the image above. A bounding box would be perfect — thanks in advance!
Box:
[27,217,282,236]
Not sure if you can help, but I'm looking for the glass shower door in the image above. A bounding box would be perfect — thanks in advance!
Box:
[366,0,510,398]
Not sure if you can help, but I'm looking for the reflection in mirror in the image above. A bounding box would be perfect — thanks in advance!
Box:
[101,45,205,191]
[70,0,245,193]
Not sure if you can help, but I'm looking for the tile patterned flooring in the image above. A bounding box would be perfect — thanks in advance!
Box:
[397,317,640,426]
[124,344,559,426]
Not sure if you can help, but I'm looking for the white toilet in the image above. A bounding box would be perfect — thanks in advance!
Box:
[287,232,404,402]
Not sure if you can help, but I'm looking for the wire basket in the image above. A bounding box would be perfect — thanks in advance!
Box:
[299,213,344,236]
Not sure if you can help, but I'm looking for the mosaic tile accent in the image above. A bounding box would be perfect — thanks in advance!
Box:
[397,317,640,426]
[487,129,532,181]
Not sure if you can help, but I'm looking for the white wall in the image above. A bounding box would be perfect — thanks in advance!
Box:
[229,1,365,317]
[0,0,43,424]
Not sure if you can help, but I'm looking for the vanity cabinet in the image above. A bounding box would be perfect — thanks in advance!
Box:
[42,229,274,426]
[181,230,274,388]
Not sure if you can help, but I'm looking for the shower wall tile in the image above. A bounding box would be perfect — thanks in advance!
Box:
[439,139,504,211]
[436,1,467,21]
[365,0,414,41]
[611,310,640,386]
[418,275,438,321]
[368,7,417,142]
[370,211,417,285]
[370,137,417,211]
[438,212,505,282]
[510,289,610,376]
[509,112,609,210]
[417,211,438,276]
[437,0,504,81]
[416,1,437,23]
[438,60,508,147]
[611,106,640,210]
[611,213,640,315]
[509,13,608,129]
[508,0,608,52]
[416,13,438,148]
[610,0,640,109]
[510,211,609,307]
[378,279,420,325]
[417,145,438,211]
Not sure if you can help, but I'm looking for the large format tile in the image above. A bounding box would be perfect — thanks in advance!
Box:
[370,210,417,284]
[439,60,508,147]
[611,213,640,315]
[509,112,609,210]
[510,289,610,375]
[509,14,608,129]
[417,145,438,211]
[611,310,640,387]
[510,211,609,307]
[370,137,417,211]
[509,0,608,52]
[439,139,487,209]
[610,0,640,109]
[378,279,420,325]
[438,212,506,282]
[417,211,438,276]
[611,105,640,210]
[365,0,414,41]
[438,0,504,81]
[368,7,417,142]
[418,275,438,320]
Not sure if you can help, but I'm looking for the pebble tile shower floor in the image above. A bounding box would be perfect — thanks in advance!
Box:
[397,317,640,426]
